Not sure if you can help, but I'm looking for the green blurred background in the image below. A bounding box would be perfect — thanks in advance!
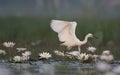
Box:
[0,0,120,59]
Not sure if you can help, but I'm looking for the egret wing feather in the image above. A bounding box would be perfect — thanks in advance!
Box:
[70,22,78,40]
[58,21,78,42]
[58,24,71,41]
[50,20,79,48]
[51,20,68,33]
[51,20,71,41]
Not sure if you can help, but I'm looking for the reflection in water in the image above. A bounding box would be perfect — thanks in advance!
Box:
[9,63,40,75]
[21,71,33,75]
[77,67,95,75]
[0,63,11,75]
[0,62,55,75]
[0,61,119,75]
[39,64,54,75]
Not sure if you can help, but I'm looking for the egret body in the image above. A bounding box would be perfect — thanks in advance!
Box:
[50,20,93,53]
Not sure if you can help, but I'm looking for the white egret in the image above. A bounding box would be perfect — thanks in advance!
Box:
[50,20,93,52]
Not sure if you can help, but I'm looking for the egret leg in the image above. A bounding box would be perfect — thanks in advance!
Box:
[78,46,81,53]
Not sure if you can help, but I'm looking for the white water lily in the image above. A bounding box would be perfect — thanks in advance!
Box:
[87,46,96,53]
[77,53,89,61]
[22,51,31,56]
[0,50,6,55]
[54,50,65,56]
[3,42,15,47]
[39,52,52,59]
[92,54,99,61]
[13,56,22,62]
[66,51,80,57]
[102,50,110,55]
[54,50,73,58]
[21,55,30,61]
[100,50,114,62]
[16,48,27,52]
[100,54,114,62]
[93,54,99,58]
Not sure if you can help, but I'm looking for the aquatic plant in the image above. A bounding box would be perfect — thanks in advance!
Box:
[3,42,15,61]
[13,56,22,62]
[100,50,114,63]
[54,50,65,57]
[3,42,15,48]
[16,48,27,52]
[39,52,52,60]
[76,53,89,61]
[0,50,6,55]
[22,51,31,56]
[87,46,96,53]
[66,51,80,57]
[0,50,6,62]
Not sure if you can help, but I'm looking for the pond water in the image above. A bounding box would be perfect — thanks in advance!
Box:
[0,61,119,75]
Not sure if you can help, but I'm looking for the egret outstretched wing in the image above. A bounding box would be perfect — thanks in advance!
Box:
[51,20,93,52]
[50,20,79,46]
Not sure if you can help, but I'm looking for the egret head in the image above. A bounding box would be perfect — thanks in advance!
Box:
[87,33,93,38]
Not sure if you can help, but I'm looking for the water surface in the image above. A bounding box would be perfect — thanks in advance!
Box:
[0,61,119,75]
